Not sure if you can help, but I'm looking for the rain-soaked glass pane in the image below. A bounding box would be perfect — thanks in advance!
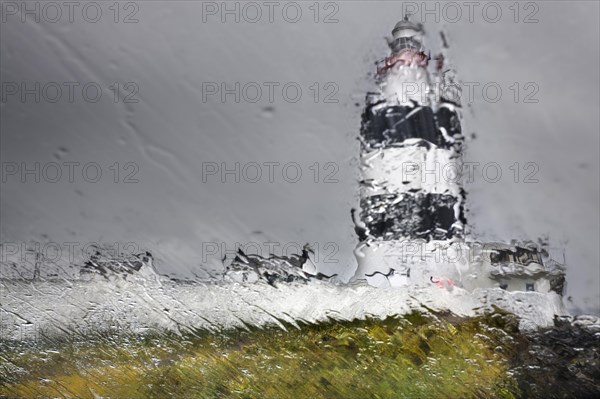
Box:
[1,1,599,398]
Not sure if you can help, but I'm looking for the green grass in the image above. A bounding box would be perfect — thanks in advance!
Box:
[0,311,521,399]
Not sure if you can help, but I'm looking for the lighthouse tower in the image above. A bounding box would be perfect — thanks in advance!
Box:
[353,17,468,288]
[353,18,566,297]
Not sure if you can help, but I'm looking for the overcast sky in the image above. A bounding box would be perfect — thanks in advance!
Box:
[1,1,598,314]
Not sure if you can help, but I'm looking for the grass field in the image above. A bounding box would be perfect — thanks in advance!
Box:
[0,310,525,399]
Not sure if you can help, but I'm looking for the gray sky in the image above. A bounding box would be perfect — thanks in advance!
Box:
[1,1,598,313]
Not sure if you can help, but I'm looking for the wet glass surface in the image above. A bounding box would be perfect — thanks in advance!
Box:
[1,1,599,397]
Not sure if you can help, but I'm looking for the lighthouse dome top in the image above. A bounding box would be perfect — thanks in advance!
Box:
[390,16,425,53]
[392,16,424,38]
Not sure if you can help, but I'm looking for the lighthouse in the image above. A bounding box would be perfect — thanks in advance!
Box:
[353,18,565,295]
[353,16,466,288]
